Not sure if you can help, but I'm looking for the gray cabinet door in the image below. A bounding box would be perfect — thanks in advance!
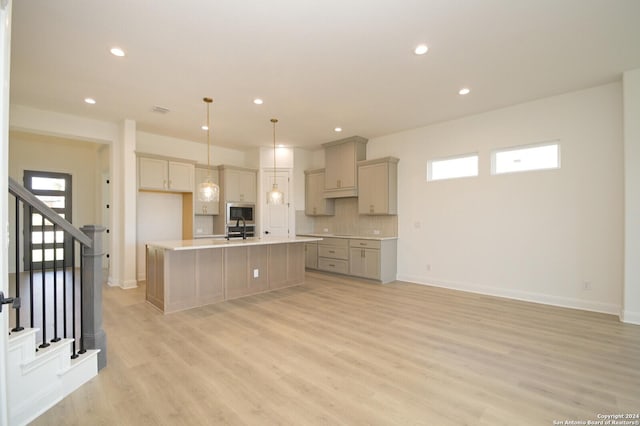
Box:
[349,247,380,280]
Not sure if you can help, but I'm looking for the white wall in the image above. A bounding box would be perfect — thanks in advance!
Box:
[8,131,102,273]
[367,83,624,314]
[136,131,247,167]
[623,68,640,324]
[136,192,183,280]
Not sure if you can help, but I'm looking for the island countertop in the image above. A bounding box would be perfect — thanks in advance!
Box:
[147,235,322,251]
[296,233,398,241]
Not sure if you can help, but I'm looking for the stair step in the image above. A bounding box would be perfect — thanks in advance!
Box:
[8,328,99,426]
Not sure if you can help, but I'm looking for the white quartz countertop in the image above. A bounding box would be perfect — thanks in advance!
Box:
[297,233,398,241]
[147,235,322,251]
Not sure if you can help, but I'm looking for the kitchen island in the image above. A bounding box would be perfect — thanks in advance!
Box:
[146,236,322,313]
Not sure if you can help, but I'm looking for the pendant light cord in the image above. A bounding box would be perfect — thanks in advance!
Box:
[271,118,278,182]
[204,97,213,169]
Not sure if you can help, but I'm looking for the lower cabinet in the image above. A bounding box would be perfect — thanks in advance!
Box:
[307,236,397,283]
[349,247,381,280]
[317,238,349,274]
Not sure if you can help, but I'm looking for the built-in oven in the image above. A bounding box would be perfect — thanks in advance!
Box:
[226,203,256,238]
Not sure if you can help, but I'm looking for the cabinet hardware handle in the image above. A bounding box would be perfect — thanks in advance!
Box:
[328,250,335,253]
[361,249,365,257]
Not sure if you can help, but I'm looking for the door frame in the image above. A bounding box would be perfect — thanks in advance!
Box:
[1,1,14,424]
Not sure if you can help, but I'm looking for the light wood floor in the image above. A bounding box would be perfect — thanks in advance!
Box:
[32,272,640,425]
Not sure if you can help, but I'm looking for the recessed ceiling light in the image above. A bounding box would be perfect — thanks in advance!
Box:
[253,98,264,105]
[278,144,284,148]
[110,47,125,57]
[201,125,208,131]
[414,44,429,55]
[459,88,471,95]
[84,97,96,104]
[334,127,342,132]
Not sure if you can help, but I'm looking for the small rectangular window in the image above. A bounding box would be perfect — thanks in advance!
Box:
[492,142,560,175]
[427,154,479,181]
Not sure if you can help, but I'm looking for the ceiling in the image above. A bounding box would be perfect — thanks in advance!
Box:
[9,0,640,150]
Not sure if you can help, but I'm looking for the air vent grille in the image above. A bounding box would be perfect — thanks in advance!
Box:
[152,105,170,114]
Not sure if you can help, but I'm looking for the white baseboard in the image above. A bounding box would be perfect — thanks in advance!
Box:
[621,310,640,325]
[107,277,138,289]
[397,274,621,316]
[122,279,138,289]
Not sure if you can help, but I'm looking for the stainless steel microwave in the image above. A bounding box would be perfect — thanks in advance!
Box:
[226,203,255,224]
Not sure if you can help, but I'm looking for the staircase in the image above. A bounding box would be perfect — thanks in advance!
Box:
[7,328,99,425]
[6,177,107,425]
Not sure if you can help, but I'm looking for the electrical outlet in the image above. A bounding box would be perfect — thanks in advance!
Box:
[323,228,329,233]
[373,229,380,235]
[414,221,421,229]
[253,269,259,278]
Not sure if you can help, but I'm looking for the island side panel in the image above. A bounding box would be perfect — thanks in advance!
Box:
[269,242,305,290]
[196,248,224,306]
[225,245,270,300]
[248,245,269,294]
[225,246,249,299]
[164,250,197,313]
[146,245,165,311]
[268,244,287,289]
[287,243,305,285]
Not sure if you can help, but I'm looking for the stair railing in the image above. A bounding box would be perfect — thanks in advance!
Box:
[7,177,107,370]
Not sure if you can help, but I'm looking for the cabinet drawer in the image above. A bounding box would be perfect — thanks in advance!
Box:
[318,258,349,274]
[349,239,381,249]
[318,237,348,248]
[318,245,349,260]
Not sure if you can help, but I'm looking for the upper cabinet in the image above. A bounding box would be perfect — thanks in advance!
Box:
[219,165,257,203]
[138,155,194,192]
[323,136,367,198]
[305,168,334,216]
[194,166,220,215]
[357,157,399,215]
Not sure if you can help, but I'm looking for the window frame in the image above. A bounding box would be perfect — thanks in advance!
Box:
[427,152,480,182]
[491,141,561,176]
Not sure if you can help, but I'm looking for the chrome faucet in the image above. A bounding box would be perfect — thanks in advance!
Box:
[226,215,247,240]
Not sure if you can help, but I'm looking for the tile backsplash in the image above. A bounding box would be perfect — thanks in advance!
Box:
[296,198,397,237]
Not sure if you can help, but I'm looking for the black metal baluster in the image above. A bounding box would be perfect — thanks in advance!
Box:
[63,232,68,338]
[39,218,49,349]
[29,206,34,329]
[13,197,24,332]
[51,224,60,343]
[78,246,86,355]
[71,241,78,359]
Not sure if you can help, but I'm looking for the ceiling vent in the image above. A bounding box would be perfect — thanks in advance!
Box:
[151,105,170,114]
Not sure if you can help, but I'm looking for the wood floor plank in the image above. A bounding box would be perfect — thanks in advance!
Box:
[29,273,640,425]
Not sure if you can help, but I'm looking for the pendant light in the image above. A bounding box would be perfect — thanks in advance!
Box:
[267,118,284,204]
[197,97,220,202]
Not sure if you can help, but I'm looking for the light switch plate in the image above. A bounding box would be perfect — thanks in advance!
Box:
[253,269,259,278]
